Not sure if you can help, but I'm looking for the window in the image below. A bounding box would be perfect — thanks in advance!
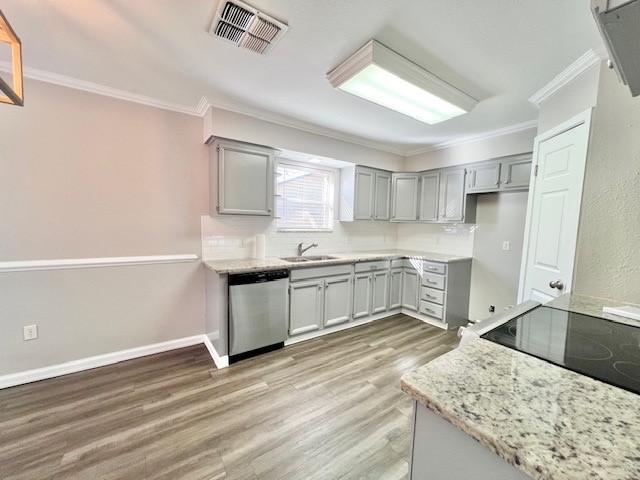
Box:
[276,160,336,231]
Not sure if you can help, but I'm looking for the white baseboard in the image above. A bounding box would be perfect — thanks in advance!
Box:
[203,335,229,369]
[401,309,453,330]
[284,309,402,346]
[0,335,205,390]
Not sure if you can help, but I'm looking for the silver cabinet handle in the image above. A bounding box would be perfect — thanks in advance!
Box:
[549,280,564,290]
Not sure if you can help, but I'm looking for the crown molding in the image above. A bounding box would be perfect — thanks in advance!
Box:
[0,61,203,116]
[528,49,605,107]
[404,120,538,157]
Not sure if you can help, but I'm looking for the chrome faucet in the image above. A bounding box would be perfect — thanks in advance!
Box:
[297,242,318,257]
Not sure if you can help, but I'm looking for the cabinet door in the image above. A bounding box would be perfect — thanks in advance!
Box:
[323,275,353,327]
[354,167,375,220]
[391,174,419,222]
[419,171,440,222]
[401,269,419,311]
[353,273,372,319]
[373,171,391,220]
[371,270,389,314]
[466,161,501,194]
[289,280,323,336]
[438,167,467,223]
[217,140,274,216]
[500,155,532,190]
[389,268,403,309]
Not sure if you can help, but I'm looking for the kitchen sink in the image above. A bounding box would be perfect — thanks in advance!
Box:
[281,255,337,263]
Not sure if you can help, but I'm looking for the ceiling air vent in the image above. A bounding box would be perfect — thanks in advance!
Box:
[210,0,288,55]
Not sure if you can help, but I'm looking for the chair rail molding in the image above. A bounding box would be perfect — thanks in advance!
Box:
[0,254,200,273]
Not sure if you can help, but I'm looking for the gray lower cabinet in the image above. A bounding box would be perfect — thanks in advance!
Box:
[214,139,274,216]
[500,154,532,190]
[353,272,372,319]
[391,173,419,221]
[289,279,324,336]
[323,274,353,327]
[389,268,403,309]
[371,270,389,314]
[466,161,501,194]
[401,269,420,311]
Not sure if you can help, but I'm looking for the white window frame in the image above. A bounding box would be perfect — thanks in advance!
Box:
[275,159,339,232]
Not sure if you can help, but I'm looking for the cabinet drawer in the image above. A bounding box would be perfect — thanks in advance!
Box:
[420,300,444,320]
[422,261,446,275]
[290,264,352,281]
[422,272,445,290]
[355,260,389,272]
[421,286,444,305]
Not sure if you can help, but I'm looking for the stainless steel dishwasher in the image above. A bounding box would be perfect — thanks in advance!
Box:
[228,269,289,363]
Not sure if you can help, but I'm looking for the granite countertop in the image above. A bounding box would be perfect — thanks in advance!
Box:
[203,249,472,274]
[401,298,640,479]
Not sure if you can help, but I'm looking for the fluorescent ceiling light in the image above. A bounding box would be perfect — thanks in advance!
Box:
[327,40,477,124]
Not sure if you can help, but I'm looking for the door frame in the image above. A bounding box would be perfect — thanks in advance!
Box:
[517,108,593,303]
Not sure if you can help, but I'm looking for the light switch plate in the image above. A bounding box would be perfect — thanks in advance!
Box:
[23,324,38,341]
[502,241,511,251]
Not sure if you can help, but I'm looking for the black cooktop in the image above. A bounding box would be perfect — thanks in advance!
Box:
[482,306,640,395]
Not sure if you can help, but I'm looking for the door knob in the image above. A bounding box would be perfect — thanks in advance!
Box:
[549,280,564,290]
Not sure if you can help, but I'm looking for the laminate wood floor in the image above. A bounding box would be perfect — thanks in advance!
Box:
[0,315,458,480]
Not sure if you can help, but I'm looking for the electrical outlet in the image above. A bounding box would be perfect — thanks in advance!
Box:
[488,305,496,313]
[502,241,511,251]
[23,324,38,341]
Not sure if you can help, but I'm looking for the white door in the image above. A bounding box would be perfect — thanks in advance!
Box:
[518,111,592,303]
[323,275,353,327]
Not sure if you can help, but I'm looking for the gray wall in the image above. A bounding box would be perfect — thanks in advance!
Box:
[573,64,640,303]
[468,192,529,321]
[0,79,208,376]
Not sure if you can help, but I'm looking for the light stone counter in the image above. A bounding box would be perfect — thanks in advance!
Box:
[203,249,471,275]
[401,296,640,479]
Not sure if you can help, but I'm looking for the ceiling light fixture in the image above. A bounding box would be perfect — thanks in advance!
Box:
[0,10,23,106]
[327,40,477,124]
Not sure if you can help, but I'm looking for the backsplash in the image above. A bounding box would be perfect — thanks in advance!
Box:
[202,215,476,260]
[201,215,398,260]
[395,223,476,256]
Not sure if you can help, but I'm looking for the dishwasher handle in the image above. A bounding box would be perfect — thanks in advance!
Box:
[229,269,289,286]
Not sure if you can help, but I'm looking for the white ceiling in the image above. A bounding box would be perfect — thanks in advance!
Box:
[0,0,604,154]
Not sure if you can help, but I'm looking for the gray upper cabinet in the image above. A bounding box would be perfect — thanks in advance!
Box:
[500,154,533,191]
[391,173,419,222]
[438,167,467,223]
[373,171,391,220]
[214,139,274,216]
[354,167,375,220]
[418,171,440,222]
[466,161,501,194]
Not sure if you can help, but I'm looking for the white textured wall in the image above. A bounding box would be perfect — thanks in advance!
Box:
[0,79,208,376]
[536,64,600,134]
[573,65,640,302]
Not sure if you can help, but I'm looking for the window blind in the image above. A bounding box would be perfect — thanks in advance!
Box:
[276,162,335,231]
